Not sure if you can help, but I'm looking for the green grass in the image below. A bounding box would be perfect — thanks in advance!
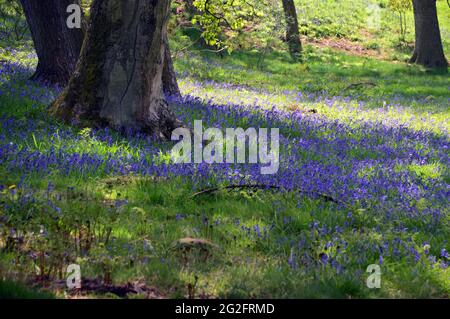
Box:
[1,172,448,298]
[177,46,449,101]
[292,0,449,61]
[170,0,449,66]
[0,280,54,299]
[174,47,449,135]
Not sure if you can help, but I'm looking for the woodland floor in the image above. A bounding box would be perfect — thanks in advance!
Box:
[0,36,449,298]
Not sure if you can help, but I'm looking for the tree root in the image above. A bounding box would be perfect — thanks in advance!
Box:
[344,82,376,90]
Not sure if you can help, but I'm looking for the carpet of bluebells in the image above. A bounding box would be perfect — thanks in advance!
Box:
[0,45,449,297]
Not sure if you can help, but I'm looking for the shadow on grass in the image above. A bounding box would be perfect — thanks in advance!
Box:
[175,48,449,112]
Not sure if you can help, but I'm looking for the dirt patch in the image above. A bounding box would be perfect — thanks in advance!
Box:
[306,37,388,59]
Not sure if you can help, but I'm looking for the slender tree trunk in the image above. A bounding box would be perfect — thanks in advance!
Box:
[281,0,302,61]
[50,0,182,138]
[410,0,447,70]
[162,34,181,98]
[185,0,197,16]
[20,0,84,86]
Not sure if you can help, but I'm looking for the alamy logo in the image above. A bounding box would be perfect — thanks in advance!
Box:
[66,264,81,289]
[171,120,280,175]
[366,264,381,289]
[66,4,82,29]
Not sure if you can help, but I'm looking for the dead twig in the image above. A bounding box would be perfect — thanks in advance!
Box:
[191,184,345,205]
[344,82,377,90]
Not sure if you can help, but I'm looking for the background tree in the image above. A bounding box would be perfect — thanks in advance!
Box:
[281,0,302,61]
[50,0,181,138]
[388,0,412,43]
[19,0,84,85]
[409,0,447,69]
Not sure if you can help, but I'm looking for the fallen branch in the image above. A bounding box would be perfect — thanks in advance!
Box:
[344,82,376,90]
[192,184,279,197]
[191,184,345,205]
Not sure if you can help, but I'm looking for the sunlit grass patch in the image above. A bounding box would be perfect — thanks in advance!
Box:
[395,162,446,181]
[176,51,449,136]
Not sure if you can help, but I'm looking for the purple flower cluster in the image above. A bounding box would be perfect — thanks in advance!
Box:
[1,60,449,218]
[1,57,449,273]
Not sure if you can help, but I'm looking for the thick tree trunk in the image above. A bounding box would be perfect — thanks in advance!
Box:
[281,0,302,61]
[49,0,181,138]
[20,0,84,86]
[162,34,181,98]
[410,0,447,69]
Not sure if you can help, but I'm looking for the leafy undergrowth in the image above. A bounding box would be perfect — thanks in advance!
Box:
[0,44,449,299]
[0,279,54,299]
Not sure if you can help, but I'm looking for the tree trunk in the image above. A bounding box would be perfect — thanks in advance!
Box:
[281,0,302,61]
[410,0,447,70]
[162,34,181,98]
[20,0,84,86]
[49,0,182,138]
[184,0,197,17]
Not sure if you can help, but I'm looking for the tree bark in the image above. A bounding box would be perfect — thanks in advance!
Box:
[49,0,182,138]
[20,0,84,86]
[281,0,302,61]
[410,0,447,70]
[162,34,181,98]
